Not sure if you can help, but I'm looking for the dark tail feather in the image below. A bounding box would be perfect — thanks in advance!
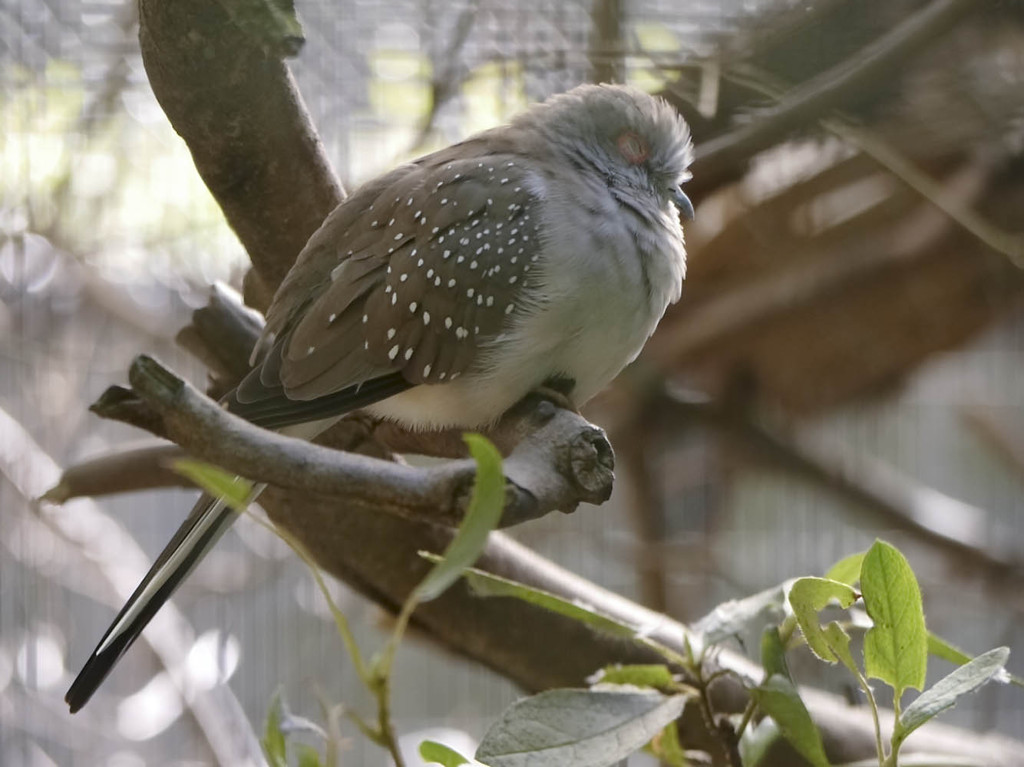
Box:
[65,373,404,712]
[65,489,252,713]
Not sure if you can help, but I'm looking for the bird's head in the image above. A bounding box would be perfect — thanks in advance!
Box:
[518,83,695,221]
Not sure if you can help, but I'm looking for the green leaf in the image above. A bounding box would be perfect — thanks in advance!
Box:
[419,740,471,766]
[649,720,688,766]
[824,551,866,586]
[738,717,781,767]
[173,459,253,512]
[262,692,289,767]
[896,647,1010,746]
[788,577,858,663]
[596,664,676,691]
[929,634,1024,689]
[415,434,506,602]
[927,632,972,667]
[296,743,325,767]
[475,687,687,767]
[760,626,791,680]
[821,622,860,677]
[751,676,831,767]
[691,584,787,648]
[861,540,927,697]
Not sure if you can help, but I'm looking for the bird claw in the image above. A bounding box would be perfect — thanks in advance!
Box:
[529,385,578,418]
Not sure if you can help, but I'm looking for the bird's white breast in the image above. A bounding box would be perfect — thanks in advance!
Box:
[365,171,685,429]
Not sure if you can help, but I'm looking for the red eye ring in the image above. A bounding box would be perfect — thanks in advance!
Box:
[617,131,649,165]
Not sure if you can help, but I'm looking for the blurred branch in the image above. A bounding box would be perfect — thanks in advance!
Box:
[0,406,263,766]
[42,1,138,244]
[726,66,1024,265]
[689,0,976,194]
[661,388,1024,594]
[40,443,192,502]
[831,122,1024,265]
[613,422,669,612]
[962,407,1024,484]
[411,0,480,151]
[589,0,623,84]
[648,151,1009,370]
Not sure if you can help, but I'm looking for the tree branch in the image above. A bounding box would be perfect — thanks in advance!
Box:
[962,406,1024,483]
[40,443,192,502]
[648,151,1010,375]
[660,387,1024,592]
[82,354,613,528]
[139,0,343,300]
[687,0,977,194]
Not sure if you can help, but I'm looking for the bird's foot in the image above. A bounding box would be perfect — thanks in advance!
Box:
[527,375,579,416]
[531,386,576,414]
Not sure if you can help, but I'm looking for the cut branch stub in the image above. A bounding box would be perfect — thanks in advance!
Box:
[89,385,169,440]
[569,426,615,502]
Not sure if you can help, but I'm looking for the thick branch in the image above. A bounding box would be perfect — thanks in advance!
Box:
[139,0,343,298]
[87,355,613,528]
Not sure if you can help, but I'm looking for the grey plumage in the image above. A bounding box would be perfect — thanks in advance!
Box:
[66,83,694,712]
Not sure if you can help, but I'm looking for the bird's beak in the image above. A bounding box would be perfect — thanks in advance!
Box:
[672,188,695,221]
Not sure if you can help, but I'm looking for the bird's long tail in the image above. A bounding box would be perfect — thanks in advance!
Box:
[64,482,266,713]
[64,377,410,713]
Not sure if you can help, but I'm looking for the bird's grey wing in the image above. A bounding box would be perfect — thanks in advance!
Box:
[232,153,545,426]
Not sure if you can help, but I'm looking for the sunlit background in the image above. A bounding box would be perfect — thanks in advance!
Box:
[3,0,1023,764]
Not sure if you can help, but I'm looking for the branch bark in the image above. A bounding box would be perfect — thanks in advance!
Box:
[659,388,1024,595]
[139,0,343,301]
